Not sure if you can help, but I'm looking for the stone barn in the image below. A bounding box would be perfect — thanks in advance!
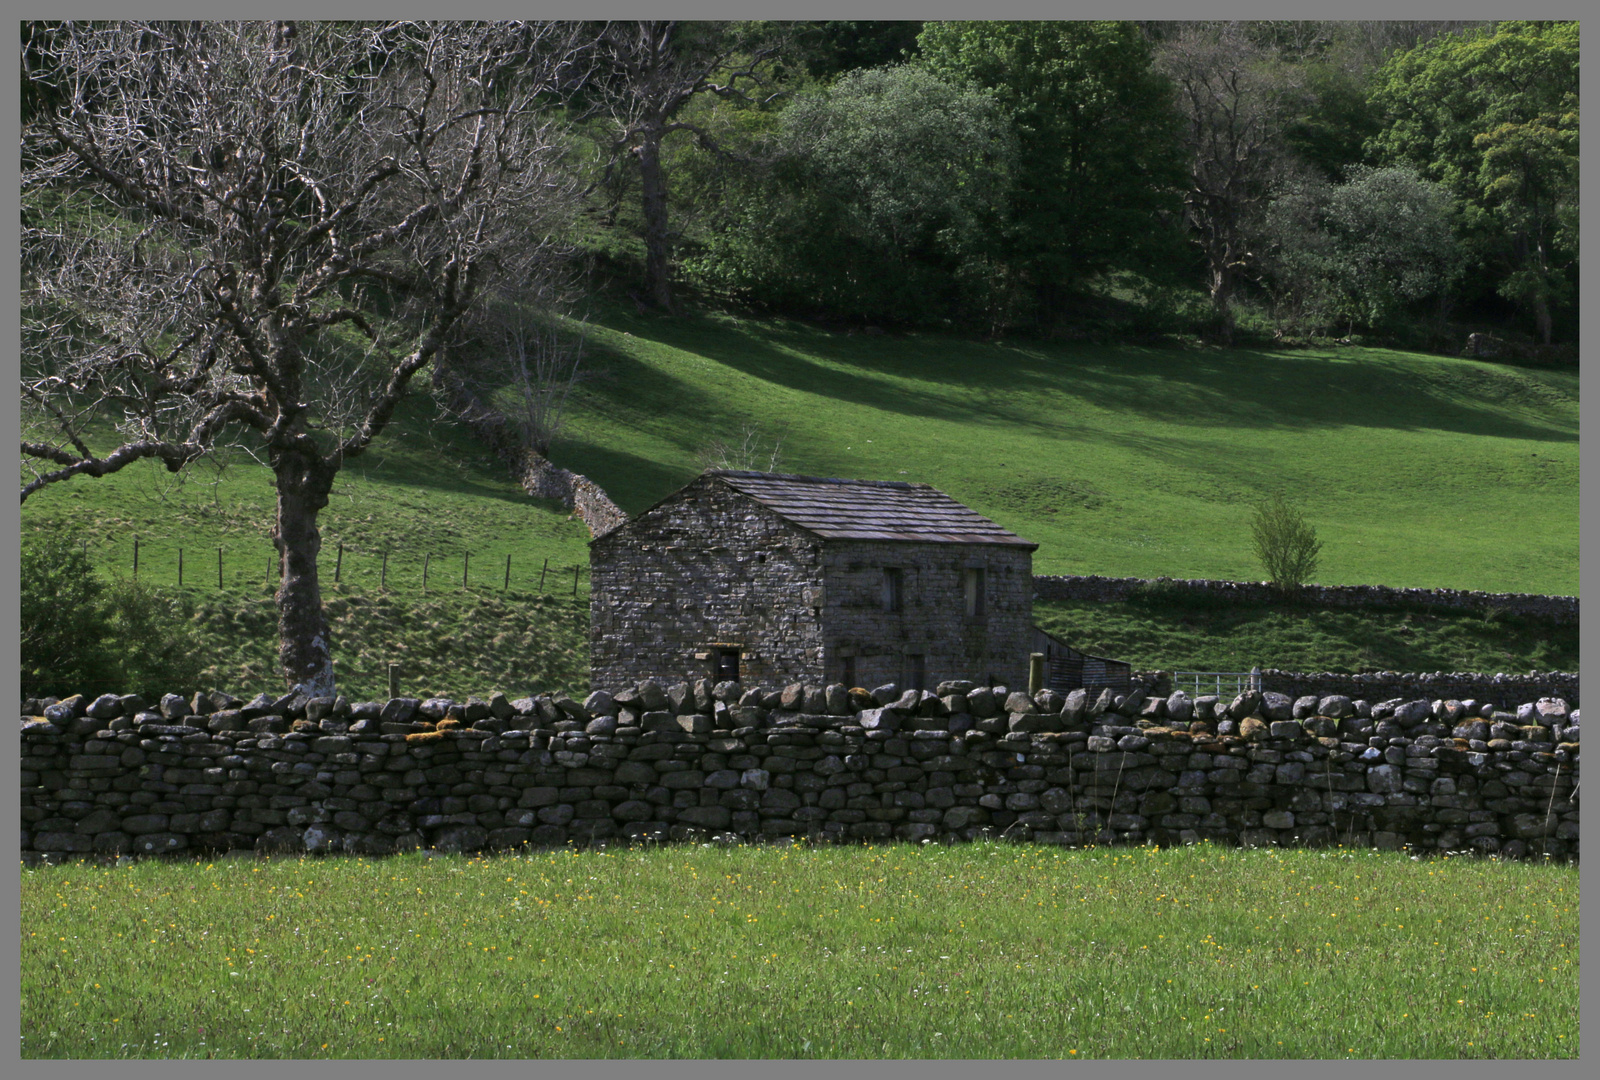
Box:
[589,470,1037,691]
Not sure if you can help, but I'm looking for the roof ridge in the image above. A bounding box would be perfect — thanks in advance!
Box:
[708,469,926,490]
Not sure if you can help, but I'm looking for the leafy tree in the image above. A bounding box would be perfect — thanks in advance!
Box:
[1368,21,1579,343]
[1262,165,1462,334]
[1249,495,1323,591]
[21,21,591,695]
[799,21,923,78]
[688,64,1014,326]
[919,21,1186,320]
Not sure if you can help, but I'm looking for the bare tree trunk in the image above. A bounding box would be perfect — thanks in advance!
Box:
[636,125,674,313]
[273,456,336,696]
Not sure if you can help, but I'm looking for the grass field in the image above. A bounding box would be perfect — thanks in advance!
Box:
[19,842,1578,1059]
[20,305,1577,697]
[554,308,1577,594]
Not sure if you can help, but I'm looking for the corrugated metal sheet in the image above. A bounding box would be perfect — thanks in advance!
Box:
[710,470,1037,549]
[1031,626,1131,694]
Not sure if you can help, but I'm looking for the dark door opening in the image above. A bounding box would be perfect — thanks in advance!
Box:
[715,648,741,681]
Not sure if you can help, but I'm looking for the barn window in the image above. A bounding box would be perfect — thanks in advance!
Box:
[715,648,741,681]
[964,567,986,617]
[882,567,903,612]
[905,653,926,692]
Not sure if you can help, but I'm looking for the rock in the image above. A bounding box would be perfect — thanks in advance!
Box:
[1317,695,1354,719]
[381,698,420,725]
[871,684,900,708]
[417,698,452,720]
[159,693,190,719]
[803,686,829,713]
[1138,696,1166,719]
[1260,692,1294,721]
[1165,692,1192,723]
[488,692,515,720]
[583,690,617,717]
[668,682,694,714]
[1193,695,1218,721]
[917,690,948,717]
[1239,717,1268,740]
[712,680,742,705]
[741,769,770,791]
[937,680,975,697]
[1117,686,1147,717]
[189,691,216,717]
[1366,764,1403,794]
[781,684,806,711]
[432,826,488,853]
[1060,689,1089,723]
[824,684,851,715]
[637,680,668,711]
[85,694,123,720]
[1034,689,1065,714]
[857,708,900,733]
[1535,698,1570,726]
[966,687,998,718]
[584,715,618,736]
[1393,700,1433,727]
[1292,695,1320,720]
[1005,691,1037,715]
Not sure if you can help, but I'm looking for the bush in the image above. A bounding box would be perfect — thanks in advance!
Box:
[20,534,117,699]
[20,533,206,701]
[1249,496,1323,591]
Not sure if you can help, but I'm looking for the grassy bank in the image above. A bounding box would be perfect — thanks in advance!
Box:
[1033,597,1579,675]
[553,308,1577,594]
[20,843,1577,1059]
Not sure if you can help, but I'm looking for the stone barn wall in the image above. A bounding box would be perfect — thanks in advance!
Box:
[822,540,1032,691]
[589,476,827,688]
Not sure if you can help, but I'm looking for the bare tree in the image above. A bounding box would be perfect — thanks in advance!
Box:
[590,20,786,313]
[20,21,592,696]
[1155,23,1310,341]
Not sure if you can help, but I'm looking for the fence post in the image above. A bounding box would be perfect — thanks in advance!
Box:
[573,563,580,596]
[1028,653,1045,697]
[388,663,399,700]
[218,547,223,589]
[178,547,183,586]
[504,553,511,591]
[381,551,388,592]
[463,551,470,590]
[423,553,430,594]
[539,557,548,593]
[1250,666,1262,693]
[133,537,139,578]
[335,542,343,583]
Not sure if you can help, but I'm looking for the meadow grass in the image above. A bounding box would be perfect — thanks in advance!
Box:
[556,307,1578,594]
[20,842,1577,1059]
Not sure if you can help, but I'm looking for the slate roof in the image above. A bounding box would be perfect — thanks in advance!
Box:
[709,470,1037,549]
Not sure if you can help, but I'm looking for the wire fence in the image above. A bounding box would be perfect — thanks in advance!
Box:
[78,537,591,598]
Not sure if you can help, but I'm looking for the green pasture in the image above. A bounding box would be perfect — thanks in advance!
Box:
[554,308,1577,594]
[20,306,1577,697]
[19,842,1578,1059]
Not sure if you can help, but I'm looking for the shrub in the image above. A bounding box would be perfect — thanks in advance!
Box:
[20,533,207,700]
[20,534,117,699]
[1249,495,1323,591]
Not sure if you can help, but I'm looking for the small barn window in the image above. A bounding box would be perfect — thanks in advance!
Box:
[715,648,741,681]
[882,567,903,612]
[964,567,986,617]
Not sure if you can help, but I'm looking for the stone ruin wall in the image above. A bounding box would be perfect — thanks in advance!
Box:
[19,677,1578,865]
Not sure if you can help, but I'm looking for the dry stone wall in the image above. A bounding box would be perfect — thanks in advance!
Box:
[19,678,1579,865]
[1034,574,1579,624]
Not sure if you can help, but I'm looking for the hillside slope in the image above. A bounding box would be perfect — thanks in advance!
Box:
[549,308,1577,595]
